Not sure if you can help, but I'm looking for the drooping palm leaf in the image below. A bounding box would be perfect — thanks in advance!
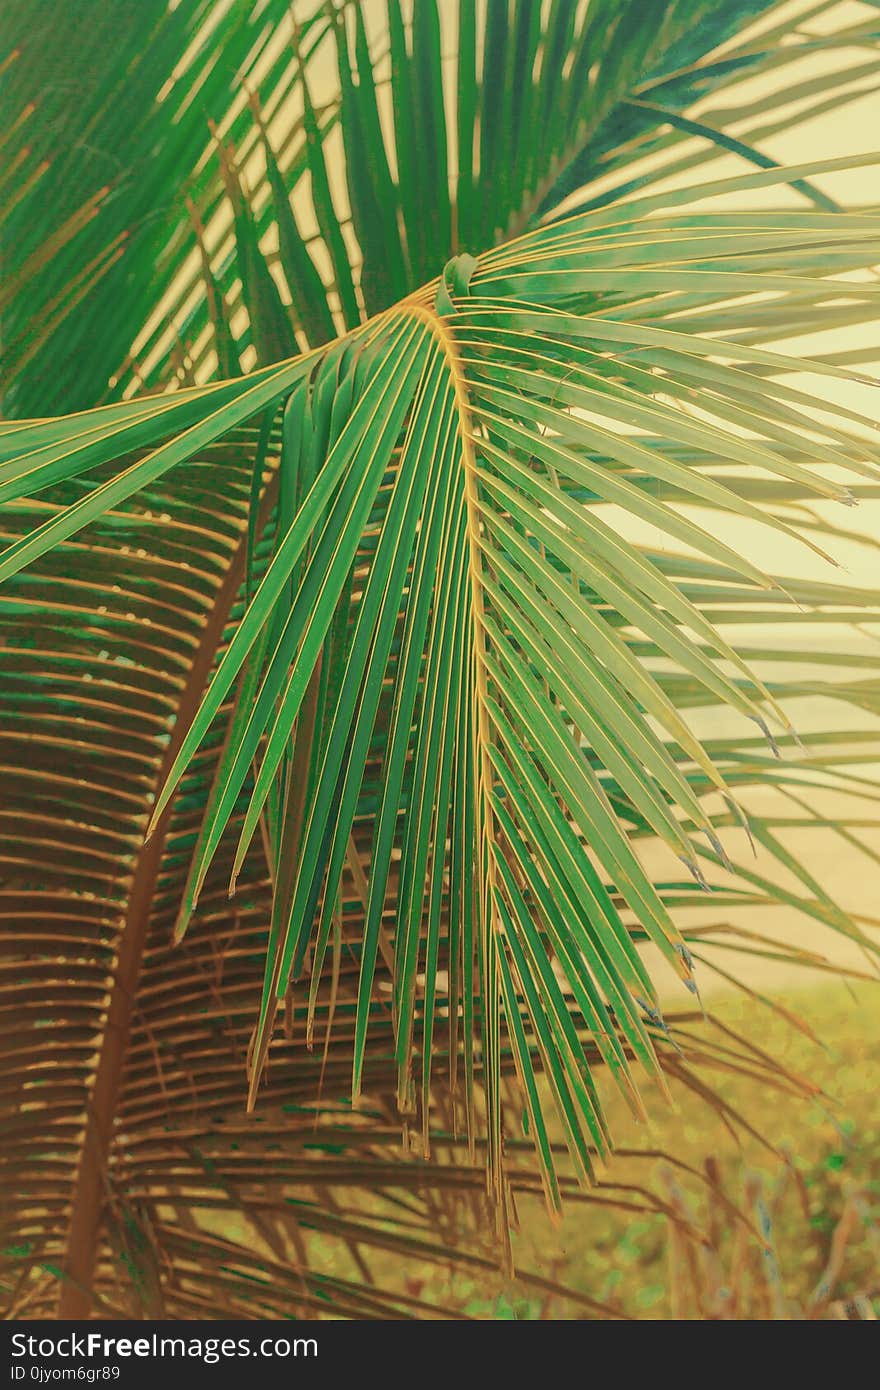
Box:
[2,0,879,1322]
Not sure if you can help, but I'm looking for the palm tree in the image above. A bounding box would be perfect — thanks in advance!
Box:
[2,0,879,1320]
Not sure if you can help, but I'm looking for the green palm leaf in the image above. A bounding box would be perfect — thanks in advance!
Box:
[3,0,879,1321]
[7,153,880,1197]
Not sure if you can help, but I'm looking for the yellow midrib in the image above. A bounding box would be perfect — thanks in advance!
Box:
[404,294,507,1200]
[403,297,502,926]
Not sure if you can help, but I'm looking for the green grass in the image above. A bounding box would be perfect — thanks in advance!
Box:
[443,982,880,1318]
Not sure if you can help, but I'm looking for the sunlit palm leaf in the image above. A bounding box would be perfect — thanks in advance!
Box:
[3,0,879,1323]
[5,156,879,1212]
[5,1,877,407]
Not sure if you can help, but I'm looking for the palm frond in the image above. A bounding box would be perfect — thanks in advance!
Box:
[3,0,879,1322]
[5,154,879,1220]
[5,1,877,408]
